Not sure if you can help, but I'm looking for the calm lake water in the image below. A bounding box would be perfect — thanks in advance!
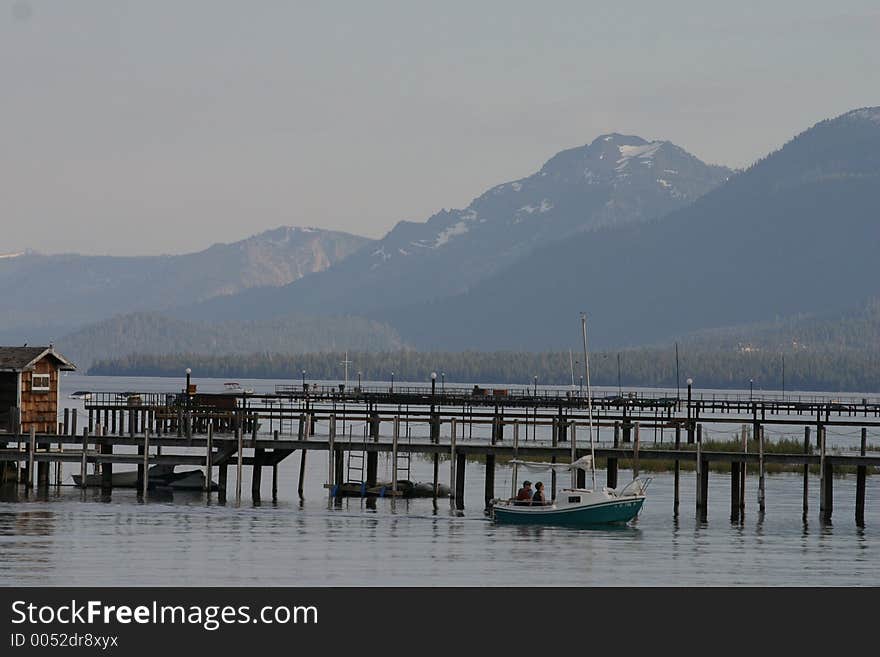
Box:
[1,375,877,586]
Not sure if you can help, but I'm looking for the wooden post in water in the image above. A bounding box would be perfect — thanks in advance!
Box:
[71,409,78,439]
[856,427,867,527]
[80,429,89,490]
[803,426,810,520]
[327,416,335,497]
[100,424,113,491]
[432,412,440,501]
[633,422,640,480]
[819,425,827,520]
[730,460,740,522]
[449,417,457,506]
[453,417,465,510]
[696,424,708,521]
[511,420,519,499]
[695,428,701,511]
[37,435,49,488]
[550,419,558,500]
[235,427,243,506]
[607,421,619,489]
[298,414,307,499]
[142,429,150,499]
[27,426,36,491]
[758,425,765,514]
[205,424,213,493]
[739,424,747,517]
[391,416,399,495]
[252,447,264,502]
[820,424,833,522]
[272,429,279,502]
[485,416,496,509]
[55,441,63,487]
[218,460,228,504]
[367,411,379,488]
[673,425,681,516]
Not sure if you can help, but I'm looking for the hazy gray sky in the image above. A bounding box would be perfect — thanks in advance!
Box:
[2,1,878,255]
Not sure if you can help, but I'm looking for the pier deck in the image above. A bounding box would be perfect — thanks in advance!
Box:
[0,385,877,524]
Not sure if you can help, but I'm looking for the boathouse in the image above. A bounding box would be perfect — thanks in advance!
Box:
[0,346,76,434]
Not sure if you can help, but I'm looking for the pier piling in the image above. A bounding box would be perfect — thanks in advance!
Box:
[856,427,866,526]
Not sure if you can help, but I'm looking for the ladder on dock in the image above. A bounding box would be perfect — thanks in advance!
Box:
[346,425,366,489]
[395,426,412,483]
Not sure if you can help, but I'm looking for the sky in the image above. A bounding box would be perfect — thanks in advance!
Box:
[1,0,878,256]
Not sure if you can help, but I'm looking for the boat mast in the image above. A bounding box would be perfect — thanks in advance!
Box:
[569,349,575,389]
[581,313,596,491]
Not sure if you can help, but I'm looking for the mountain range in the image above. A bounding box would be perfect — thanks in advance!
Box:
[4,107,879,371]
[186,134,731,321]
[379,107,880,350]
[0,227,370,343]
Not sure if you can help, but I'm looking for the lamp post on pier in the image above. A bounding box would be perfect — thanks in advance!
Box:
[301,369,306,391]
[185,368,192,411]
[441,372,445,395]
[391,371,395,393]
[533,375,538,396]
[431,372,437,398]
[750,378,754,401]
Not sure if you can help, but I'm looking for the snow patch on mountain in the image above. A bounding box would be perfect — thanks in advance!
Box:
[615,142,664,171]
[434,221,470,247]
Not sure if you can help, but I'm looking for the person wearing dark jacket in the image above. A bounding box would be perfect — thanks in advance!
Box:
[532,482,547,505]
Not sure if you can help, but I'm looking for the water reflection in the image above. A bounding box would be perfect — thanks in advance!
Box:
[0,464,876,586]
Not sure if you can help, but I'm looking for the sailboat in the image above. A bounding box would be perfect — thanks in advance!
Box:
[490,313,651,526]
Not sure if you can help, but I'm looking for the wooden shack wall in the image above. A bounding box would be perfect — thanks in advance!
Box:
[20,359,58,434]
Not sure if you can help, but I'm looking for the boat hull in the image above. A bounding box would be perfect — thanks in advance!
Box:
[492,496,645,526]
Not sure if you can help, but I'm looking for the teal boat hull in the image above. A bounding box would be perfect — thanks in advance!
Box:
[492,497,645,526]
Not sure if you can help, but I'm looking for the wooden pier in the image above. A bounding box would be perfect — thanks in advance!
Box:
[0,384,877,524]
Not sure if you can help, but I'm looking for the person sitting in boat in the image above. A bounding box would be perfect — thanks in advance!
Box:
[532,481,548,506]
[514,480,533,505]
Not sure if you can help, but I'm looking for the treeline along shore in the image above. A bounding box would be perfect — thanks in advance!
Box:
[88,348,880,392]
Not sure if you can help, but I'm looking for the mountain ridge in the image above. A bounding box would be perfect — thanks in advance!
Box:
[184,133,732,322]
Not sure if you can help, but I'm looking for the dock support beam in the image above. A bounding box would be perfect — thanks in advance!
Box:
[26,426,35,491]
[142,430,150,499]
[856,428,867,527]
[455,452,466,511]
[695,425,708,521]
[205,424,213,494]
[822,462,834,522]
[758,425,765,514]
[485,454,495,509]
[673,425,680,516]
[730,461,741,522]
[298,414,307,499]
[803,426,810,520]
[100,427,113,491]
[235,428,243,506]
[218,462,228,503]
[366,411,379,487]
[607,422,619,490]
[272,429,279,502]
[252,448,264,502]
[449,418,458,508]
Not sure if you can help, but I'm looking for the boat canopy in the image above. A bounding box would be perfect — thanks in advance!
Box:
[508,456,593,473]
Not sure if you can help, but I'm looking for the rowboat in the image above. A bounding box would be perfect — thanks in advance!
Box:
[491,313,651,527]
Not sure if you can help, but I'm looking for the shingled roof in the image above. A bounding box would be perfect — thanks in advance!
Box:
[0,346,76,372]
